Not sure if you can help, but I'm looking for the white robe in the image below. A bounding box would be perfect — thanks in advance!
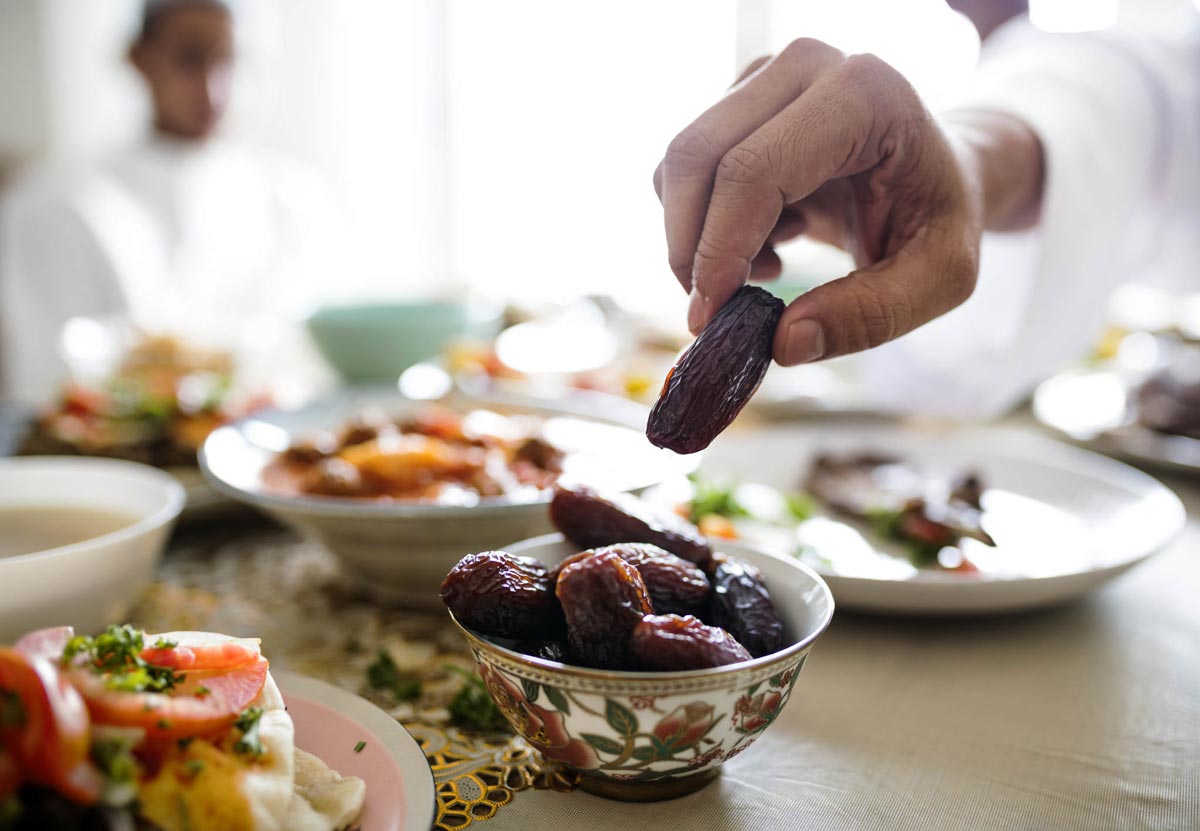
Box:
[863,17,1200,418]
[0,135,336,402]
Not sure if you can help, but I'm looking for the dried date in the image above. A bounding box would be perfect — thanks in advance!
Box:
[550,483,712,568]
[647,285,783,454]
[553,543,710,616]
[631,614,752,670]
[706,553,786,658]
[440,551,560,639]
[514,638,570,663]
[556,550,652,669]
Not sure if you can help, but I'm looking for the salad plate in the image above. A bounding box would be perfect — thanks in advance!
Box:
[277,672,436,831]
[678,423,1186,615]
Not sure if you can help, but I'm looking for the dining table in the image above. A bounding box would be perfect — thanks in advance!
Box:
[4,404,1197,830]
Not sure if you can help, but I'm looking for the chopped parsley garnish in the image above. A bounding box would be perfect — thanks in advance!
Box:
[366,651,421,702]
[64,625,183,694]
[867,507,944,566]
[785,491,815,521]
[444,665,509,734]
[177,737,195,751]
[686,475,750,524]
[194,685,211,698]
[157,719,173,731]
[234,706,265,756]
[184,759,206,778]
[687,474,814,524]
[0,689,25,729]
[152,638,179,650]
[354,741,366,753]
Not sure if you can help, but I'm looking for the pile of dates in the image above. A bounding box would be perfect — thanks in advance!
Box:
[440,484,788,671]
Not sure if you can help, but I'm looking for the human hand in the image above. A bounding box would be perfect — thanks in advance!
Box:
[653,39,986,365]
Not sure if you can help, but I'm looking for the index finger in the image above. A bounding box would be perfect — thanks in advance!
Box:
[688,55,907,331]
[659,39,843,292]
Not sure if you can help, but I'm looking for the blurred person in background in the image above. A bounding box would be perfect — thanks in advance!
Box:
[656,0,1199,417]
[0,0,336,402]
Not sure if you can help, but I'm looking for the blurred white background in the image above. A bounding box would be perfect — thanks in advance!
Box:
[0,0,1192,313]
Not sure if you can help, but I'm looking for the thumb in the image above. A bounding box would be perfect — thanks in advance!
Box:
[773,236,979,364]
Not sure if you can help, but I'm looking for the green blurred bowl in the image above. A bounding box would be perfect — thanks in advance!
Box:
[306,300,502,382]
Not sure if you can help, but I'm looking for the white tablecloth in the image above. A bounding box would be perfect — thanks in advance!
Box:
[494,472,1200,830]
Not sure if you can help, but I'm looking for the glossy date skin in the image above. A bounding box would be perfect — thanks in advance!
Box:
[440,551,560,639]
[553,543,711,617]
[647,285,783,454]
[631,614,752,670]
[706,554,786,658]
[556,551,653,670]
[550,484,713,569]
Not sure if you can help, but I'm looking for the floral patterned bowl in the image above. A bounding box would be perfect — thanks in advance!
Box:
[446,534,834,802]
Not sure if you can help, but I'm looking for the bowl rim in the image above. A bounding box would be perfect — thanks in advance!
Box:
[446,533,835,682]
[0,456,186,564]
[198,386,695,519]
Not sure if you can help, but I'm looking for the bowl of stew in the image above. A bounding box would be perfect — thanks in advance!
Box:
[199,386,694,605]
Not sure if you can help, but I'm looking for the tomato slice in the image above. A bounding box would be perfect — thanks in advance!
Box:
[138,632,260,672]
[0,648,101,805]
[74,656,269,743]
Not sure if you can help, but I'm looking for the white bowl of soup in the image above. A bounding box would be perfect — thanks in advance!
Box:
[0,456,185,640]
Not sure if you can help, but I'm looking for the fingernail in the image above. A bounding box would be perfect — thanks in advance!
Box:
[687,288,707,334]
[782,318,825,364]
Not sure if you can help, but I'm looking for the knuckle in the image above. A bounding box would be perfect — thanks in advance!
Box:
[715,145,771,188]
[665,124,722,173]
[841,53,919,113]
[842,52,891,82]
[780,37,842,65]
[840,54,896,100]
[850,283,908,350]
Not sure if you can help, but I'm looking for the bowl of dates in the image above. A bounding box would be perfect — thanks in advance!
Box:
[439,486,834,801]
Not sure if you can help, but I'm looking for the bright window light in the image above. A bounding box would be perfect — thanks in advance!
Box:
[1030,0,1119,32]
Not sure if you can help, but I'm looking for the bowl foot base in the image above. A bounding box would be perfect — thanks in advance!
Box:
[576,767,721,802]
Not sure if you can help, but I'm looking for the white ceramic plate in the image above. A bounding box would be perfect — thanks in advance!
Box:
[688,424,1186,615]
[747,359,878,419]
[276,672,436,831]
[1033,368,1200,475]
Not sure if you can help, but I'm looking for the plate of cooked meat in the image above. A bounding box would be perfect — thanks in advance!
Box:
[651,423,1185,615]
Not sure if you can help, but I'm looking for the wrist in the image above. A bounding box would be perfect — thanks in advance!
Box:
[942,109,1045,232]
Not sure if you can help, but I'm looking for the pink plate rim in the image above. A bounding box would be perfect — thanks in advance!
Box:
[276,671,436,831]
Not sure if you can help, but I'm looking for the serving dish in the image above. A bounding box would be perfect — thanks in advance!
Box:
[449,535,833,801]
[277,672,437,831]
[686,424,1186,615]
[0,457,185,640]
[1033,366,1200,475]
[201,386,694,605]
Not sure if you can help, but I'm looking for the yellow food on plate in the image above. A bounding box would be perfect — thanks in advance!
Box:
[0,626,365,831]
